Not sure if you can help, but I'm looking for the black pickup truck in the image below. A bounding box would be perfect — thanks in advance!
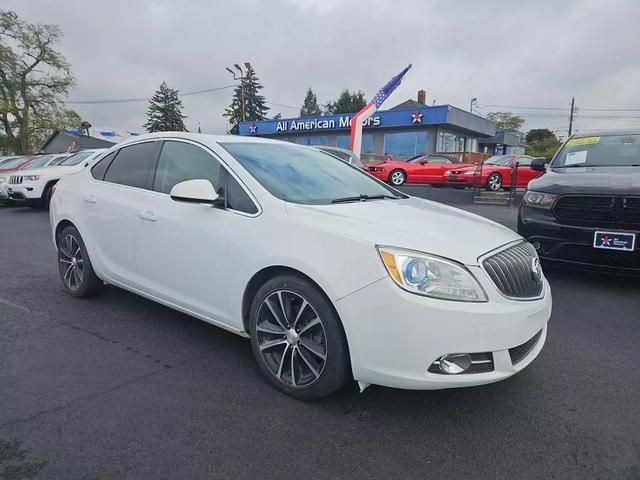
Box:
[518,130,640,273]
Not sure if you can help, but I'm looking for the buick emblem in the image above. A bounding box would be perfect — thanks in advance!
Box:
[530,257,542,281]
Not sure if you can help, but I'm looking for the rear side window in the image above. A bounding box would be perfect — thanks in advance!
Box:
[153,141,222,194]
[91,152,116,180]
[104,142,158,189]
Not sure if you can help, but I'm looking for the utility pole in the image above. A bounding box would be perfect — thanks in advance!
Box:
[470,97,478,114]
[568,96,575,136]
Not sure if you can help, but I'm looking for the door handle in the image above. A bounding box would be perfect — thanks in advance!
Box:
[139,210,157,222]
[84,195,97,204]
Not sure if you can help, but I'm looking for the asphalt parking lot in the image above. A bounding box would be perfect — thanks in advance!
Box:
[1,189,639,480]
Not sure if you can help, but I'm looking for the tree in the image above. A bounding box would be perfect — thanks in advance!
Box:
[223,65,269,127]
[31,108,81,149]
[486,111,525,131]
[324,89,367,114]
[525,128,555,145]
[525,128,561,160]
[144,81,187,132]
[299,87,322,117]
[0,10,75,153]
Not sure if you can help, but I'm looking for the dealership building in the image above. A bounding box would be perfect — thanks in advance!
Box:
[238,90,519,159]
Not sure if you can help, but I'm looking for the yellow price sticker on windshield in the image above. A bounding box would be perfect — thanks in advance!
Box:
[566,136,600,147]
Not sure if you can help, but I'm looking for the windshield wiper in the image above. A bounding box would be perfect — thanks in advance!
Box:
[331,194,400,204]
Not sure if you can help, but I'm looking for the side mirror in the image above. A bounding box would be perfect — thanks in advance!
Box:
[530,158,546,172]
[170,179,223,207]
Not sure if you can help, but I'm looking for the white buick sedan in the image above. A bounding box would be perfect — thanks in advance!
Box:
[50,133,551,399]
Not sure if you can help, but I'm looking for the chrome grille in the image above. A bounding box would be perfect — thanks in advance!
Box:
[9,175,23,184]
[483,242,543,299]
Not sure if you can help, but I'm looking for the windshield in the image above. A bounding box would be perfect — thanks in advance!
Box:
[553,134,640,167]
[484,155,513,166]
[222,142,403,205]
[0,157,26,168]
[59,151,94,166]
[22,155,54,169]
[360,154,387,164]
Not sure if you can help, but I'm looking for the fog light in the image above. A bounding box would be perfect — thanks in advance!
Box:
[439,353,472,374]
[532,242,541,251]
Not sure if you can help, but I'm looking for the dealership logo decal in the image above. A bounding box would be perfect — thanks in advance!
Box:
[411,111,423,124]
[249,123,257,134]
[530,257,542,281]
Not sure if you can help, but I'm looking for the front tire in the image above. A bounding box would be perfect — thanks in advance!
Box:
[486,172,502,191]
[248,275,350,400]
[388,169,406,186]
[57,226,103,298]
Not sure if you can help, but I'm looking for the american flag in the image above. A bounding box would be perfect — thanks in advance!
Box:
[350,64,412,153]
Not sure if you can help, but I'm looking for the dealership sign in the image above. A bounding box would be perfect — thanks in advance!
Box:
[238,105,451,136]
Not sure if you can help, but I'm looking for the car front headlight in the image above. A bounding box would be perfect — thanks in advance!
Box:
[0,177,6,184]
[377,246,487,302]
[463,170,476,176]
[523,191,557,209]
[23,175,41,181]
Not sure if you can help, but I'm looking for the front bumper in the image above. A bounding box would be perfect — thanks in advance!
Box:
[8,183,42,201]
[335,271,551,390]
[367,170,389,182]
[518,205,640,272]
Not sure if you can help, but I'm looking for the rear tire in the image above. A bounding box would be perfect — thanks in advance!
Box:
[57,226,103,298]
[248,274,351,400]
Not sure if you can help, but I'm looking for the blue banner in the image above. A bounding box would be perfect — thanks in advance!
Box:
[239,105,450,136]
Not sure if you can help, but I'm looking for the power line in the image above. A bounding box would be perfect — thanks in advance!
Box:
[479,103,640,112]
[66,84,237,105]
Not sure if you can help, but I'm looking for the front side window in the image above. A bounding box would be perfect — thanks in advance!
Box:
[221,142,402,205]
[91,152,117,180]
[104,142,158,189]
[153,141,221,194]
[516,157,533,166]
[384,132,427,160]
[427,156,452,164]
[59,151,95,166]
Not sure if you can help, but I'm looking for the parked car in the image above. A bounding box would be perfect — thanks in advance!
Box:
[314,145,366,169]
[8,149,105,208]
[19,153,72,171]
[444,155,543,191]
[1,156,34,203]
[367,154,472,186]
[50,133,551,399]
[519,131,640,273]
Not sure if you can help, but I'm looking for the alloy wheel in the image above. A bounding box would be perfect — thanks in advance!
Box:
[487,174,501,191]
[58,234,84,290]
[256,290,327,388]
[390,171,405,185]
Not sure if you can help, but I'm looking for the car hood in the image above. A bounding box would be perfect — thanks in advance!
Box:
[286,196,520,265]
[528,166,640,195]
[17,164,83,177]
[447,164,479,173]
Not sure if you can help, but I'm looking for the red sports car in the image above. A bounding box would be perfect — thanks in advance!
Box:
[444,155,543,191]
[366,154,473,186]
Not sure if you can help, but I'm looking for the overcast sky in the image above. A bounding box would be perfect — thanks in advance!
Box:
[5,0,640,139]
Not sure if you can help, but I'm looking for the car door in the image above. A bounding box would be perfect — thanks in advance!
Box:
[83,141,161,287]
[426,156,454,184]
[405,156,430,183]
[133,139,256,325]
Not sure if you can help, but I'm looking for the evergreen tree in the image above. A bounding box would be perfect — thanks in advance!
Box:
[299,87,322,117]
[144,81,187,132]
[324,89,367,114]
[223,65,269,127]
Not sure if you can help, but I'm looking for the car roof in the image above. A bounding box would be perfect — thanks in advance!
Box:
[114,132,285,150]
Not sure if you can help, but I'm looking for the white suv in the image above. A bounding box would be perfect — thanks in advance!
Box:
[9,149,106,208]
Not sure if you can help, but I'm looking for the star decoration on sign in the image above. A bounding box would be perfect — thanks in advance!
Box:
[601,235,611,246]
[249,123,257,134]
[411,111,423,124]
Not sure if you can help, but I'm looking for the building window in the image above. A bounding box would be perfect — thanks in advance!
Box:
[438,131,458,152]
[294,136,328,146]
[336,134,373,153]
[383,131,427,160]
